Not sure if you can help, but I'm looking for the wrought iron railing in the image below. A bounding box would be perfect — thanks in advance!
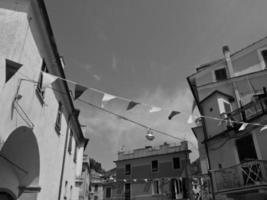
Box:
[211,160,267,192]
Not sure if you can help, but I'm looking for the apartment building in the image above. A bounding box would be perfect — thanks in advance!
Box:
[188,38,267,199]
[0,0,88,199]
[114,141,192,200]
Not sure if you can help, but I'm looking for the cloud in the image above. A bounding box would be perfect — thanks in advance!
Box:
[80,86,198,170]
[93,74,101,81]
[112,54,118,71]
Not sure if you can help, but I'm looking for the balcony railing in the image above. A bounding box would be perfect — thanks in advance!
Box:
[229,95,267,124]
[211,160,267,193]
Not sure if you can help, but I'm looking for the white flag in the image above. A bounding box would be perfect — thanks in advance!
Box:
[260,125,267,132]
[42,72,58,88]
[149,106,162,113]
[101,93,116,108]
[239,123,248,131]
[187,115,194,124]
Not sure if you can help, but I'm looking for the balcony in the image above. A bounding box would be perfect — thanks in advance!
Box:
[229,95,267,124]
[211,160,267,194]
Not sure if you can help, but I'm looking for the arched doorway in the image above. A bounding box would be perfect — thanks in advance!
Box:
[0,126,40,199]
[0,191,15,200]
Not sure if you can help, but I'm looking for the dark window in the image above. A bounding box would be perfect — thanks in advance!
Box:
[125,164,131,175]
[173,157,180,169]
[55,102,63,133]
[94,196,98,200]
[5,59,22,83]
[153,180,160,194]
[68,130,73,154]
[223,102,231,113]
[261,49,267,67]
[36,60,48,104]
[214,68,227,81]
[152,160,158,172]
[94,185,98,192]
[106,187,111,198]
[73,141,77,163]
[125,183,131,200]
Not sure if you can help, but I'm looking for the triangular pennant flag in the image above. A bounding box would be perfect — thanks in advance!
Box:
[260,125,267,132]
[168,111,180,120]
[187,115,194,124]
[127,101,139,110]
[74,84,87,100]
[238,123,248,131]
[149,106,162,113]
[101,93,116,108]
[42,72,58,88]
[5,60,22,82]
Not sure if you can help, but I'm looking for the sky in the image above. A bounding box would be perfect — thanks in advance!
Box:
[45,0,267,170]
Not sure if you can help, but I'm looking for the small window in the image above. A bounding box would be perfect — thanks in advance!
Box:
[152,160,158,172]
[5,59,22,83]
[68,130,73,154]
[261,49,267,68]
[94,196,98,200]
[173,157,180,169]
[36,60,48,104]
[214,68,227,81]
[125,164,131,175]
[224,102,231,113]
[95,185,98,192]
[55,102,63,133]
[106,187,111,198]
[153,180,160,194]
[73,141,77,163]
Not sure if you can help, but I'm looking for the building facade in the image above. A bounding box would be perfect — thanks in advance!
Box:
[0,0,88,199]
[188,38,267,199]
[114,141,191,200]
[77,154,90,200]
[90,169,104,200]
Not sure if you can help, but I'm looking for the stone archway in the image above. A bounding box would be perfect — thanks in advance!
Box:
[0,126,40,199]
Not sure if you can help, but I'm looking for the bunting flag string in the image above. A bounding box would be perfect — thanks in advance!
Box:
[198,115,267,133]
[101,93,116,108]
[41,72,181,120]
[168,111,180,120]
[74,84,87,100]
[127,101,139,110]
[187,100,196,124]
[42,72,58,88]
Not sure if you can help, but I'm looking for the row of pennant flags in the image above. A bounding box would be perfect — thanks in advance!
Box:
[6,66,267,131]
[103,177,184,183]
[41,71,181,120]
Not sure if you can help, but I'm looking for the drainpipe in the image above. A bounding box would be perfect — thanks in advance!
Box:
[186,77,216,200]
[57,116,71,200]
[222,45,241,108]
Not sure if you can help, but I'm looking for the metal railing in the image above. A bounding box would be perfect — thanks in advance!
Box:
[229,96,267,124]
[211,160,267,192]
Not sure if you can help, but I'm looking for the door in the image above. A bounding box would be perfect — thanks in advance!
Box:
[125,183,130,200]
[236,135,261,185]
[236,134,257,162]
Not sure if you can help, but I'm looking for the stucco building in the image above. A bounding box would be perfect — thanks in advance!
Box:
[114,141,191,200]
[0,0,89,199]
[188,38,267,199]
[77,154,90,200]
[90,169,104,200]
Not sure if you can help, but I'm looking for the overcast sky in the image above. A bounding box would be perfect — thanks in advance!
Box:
[45,0,267,170]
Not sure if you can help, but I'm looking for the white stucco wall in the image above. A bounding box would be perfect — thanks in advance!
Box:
[0,1,84,200]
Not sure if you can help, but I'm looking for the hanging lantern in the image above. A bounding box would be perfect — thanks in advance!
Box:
[146,129,155,141]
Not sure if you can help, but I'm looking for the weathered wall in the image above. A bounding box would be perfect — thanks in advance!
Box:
[0,1,82,199]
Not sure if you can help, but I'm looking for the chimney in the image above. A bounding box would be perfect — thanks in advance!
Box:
[222,45,234,78]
